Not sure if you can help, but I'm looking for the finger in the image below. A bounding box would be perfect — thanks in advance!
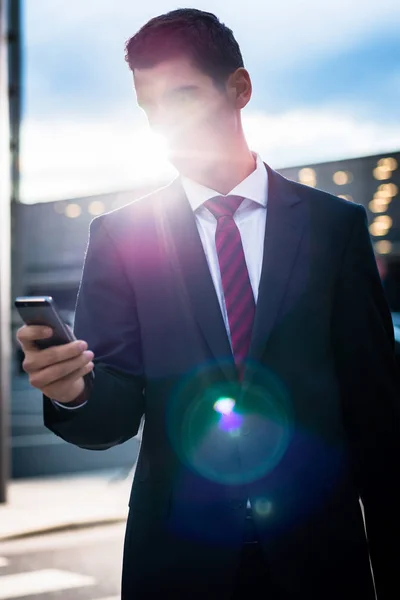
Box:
[42,361,94,402]
[16,325,54,352]
[23,339,88,373]
[29,350,94,388]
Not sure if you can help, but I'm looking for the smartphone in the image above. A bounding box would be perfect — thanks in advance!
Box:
[14,296,75,350]
[15,295,95,387]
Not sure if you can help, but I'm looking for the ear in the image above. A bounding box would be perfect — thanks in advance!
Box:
[226,68,252,109]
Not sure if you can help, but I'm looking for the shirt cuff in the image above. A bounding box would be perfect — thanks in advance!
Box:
[52,399,88,410]
[49,372,94,410]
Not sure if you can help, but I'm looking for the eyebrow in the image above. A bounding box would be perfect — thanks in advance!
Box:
[137,84,200,109]
[166,84,200,97]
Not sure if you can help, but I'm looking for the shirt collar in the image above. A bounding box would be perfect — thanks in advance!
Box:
[181,153,268,213]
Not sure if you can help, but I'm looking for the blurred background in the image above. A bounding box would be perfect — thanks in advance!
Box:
[4,0,400,480]
[0,1,399,597]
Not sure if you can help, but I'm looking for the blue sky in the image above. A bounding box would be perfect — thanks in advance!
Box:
[21,0,400,203]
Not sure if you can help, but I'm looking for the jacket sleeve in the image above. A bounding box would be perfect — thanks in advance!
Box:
[43,215,145,450]
[331,204,400,599]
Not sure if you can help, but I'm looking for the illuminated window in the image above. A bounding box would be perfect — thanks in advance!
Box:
[65,203,82,218]
[374,240,392,255]
[370,182,398,212]
[338,194,353,202]
[88,200,105,216]
[298,168,316,187]
[369,199,390,213]
[333,171,353,185]
[369,215,393,236]
[377,183,398,198]
[373,167,391,181]
[377,157,398,171]
[373,157,398,181]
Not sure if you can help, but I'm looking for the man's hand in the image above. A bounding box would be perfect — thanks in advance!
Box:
[16,325,94,404]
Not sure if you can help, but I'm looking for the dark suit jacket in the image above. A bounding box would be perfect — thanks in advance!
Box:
[44,165,400,599]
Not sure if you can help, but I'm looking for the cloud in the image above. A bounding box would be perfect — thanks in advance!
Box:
[249,26,400,119]
[20,107,400,203]
[24,0,400,118]
[26,0,400,65]
[243,109,400,166]
[20,0,400,202]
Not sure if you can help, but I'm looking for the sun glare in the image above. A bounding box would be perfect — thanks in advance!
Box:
[213,397,236,415]
[128,128,173,183]
[142,130,170,161]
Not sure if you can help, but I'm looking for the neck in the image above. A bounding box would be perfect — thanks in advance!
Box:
[178,136,256,195]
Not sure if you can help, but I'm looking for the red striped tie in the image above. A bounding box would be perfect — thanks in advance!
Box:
[204,195,255,378]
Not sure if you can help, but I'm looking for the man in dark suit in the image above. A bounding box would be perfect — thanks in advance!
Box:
[17,8,400,599]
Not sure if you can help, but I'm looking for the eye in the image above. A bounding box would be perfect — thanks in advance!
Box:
[169,87,197,106]
[183,88,198,101]
[178,89,193,100]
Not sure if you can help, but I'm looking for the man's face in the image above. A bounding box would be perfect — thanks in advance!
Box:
[133,56,237,170]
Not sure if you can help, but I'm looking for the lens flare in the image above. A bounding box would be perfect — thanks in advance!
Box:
[166,360,294,485]
[213,397,235,415]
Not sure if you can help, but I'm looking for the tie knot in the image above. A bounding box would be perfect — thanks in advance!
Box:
[204,195,244,219]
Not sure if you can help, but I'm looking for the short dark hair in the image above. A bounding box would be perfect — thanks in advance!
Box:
[124,8,244,86]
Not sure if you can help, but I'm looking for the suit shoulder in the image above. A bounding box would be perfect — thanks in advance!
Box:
[284,174,365,220]
[90,178,177,233]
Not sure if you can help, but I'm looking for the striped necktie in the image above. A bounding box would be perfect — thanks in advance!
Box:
[204,195,256,378]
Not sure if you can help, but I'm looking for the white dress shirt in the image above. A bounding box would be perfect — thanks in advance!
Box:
[181,152,268,342]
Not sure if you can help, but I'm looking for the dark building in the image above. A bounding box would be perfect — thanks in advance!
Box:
[11,185,157,326]
[281,151,400,310]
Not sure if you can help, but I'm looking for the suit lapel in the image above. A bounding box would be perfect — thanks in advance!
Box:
[161,166,306,383]
[161,180,236,381]
[245,166,306,378]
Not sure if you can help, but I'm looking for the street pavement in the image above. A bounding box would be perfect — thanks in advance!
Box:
[0,523,125,599]
[0,469,134,541]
